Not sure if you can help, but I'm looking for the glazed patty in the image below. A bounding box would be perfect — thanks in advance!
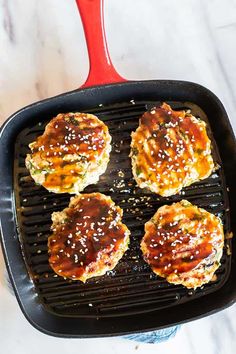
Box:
[130,103,215,196]
[141,200,224,289]
[48,193,130,282]
[26,112,111,193]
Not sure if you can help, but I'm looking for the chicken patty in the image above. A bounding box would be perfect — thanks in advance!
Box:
[141,200,224,289]
[130,103,215,197]
[26,112,111,193]
[48,193,130,282]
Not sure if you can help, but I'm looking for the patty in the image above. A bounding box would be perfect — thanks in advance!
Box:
[141,200,224,289]
[26,112,111,193]
[130,103,215,196]
[48,193,130,282]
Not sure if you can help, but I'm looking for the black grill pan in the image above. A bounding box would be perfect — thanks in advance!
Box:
[0,0,236,338]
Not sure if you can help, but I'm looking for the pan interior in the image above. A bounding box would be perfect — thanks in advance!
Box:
[14,99,232,318]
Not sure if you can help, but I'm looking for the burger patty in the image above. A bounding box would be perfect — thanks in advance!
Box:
[26,112,111,193]
[130,103,215,196]
[141,200,224,289]
[48,193,130,282]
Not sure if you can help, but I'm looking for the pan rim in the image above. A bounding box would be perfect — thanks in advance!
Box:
[1,78,234,137]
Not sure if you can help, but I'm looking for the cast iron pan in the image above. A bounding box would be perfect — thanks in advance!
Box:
[0,0,236,337]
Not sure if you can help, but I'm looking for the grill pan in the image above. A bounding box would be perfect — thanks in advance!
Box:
[0,0,236,337]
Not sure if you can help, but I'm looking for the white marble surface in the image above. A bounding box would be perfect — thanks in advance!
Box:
[0,0,236,353]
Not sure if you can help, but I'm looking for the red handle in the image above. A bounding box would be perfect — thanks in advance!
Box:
[76,0,126,88]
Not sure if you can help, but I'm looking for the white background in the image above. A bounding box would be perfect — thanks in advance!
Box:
[0,0,236,353]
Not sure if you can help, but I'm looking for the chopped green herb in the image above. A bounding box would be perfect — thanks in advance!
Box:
[26,161,34,170]
[131,147,139,156]
[68,116,79,125]
[32,169,43,175]
[193,213,203,221]
[79,154,87,162]
[180,130,188,139]
[136,166,142,176]
[181,200,191,207]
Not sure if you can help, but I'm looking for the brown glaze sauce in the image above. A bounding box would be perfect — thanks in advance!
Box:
[132,103,213,192]
[174,108,212,179]
[48,194,128,279]
[143,203,222,276]
[30,113,107,190]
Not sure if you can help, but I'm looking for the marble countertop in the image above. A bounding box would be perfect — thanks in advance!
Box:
[0,0,236,353]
